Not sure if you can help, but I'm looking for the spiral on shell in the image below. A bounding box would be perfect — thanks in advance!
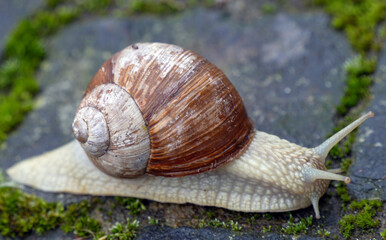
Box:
[72,43,254,178]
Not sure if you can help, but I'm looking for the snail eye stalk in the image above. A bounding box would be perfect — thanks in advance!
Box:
[314,111,374,163]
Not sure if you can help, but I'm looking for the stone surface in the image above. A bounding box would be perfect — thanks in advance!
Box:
[348,42,386,200]
[0,0,44,57]
[137,226,267,240]
[137,225,326,240]
[1,1,381,239]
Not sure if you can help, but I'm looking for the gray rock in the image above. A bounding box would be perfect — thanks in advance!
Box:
[136,225,325,240]
[0,0,44,57]
[349,42,386,200]
[137,226,281,240]
[0,5,360,240]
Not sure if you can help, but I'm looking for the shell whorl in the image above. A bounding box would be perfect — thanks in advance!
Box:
[73,107,109,157]
[73,83,150,178]
[75,42,254,178]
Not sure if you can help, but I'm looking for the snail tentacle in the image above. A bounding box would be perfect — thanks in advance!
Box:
[314,111,374,161]
[327,168,342,173]
[303,112,375,185]
[310,193,321,219]
[303,167,351,184]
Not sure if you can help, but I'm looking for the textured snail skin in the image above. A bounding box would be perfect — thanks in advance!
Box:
[6,43,374,219]
[7,112,374,219]
[7,132,325,215]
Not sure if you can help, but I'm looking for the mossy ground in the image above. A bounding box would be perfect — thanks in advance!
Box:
[316,0,385,239]
[339,199,382,238]
[0,171,102,238]
[0,0,385,239]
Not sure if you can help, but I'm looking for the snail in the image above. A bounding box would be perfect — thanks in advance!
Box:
[7,42,374,219]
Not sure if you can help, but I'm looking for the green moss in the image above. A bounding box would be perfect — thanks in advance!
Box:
[82,0,113,13]
[106,218,139,240]
[115,197,146,216]
[339,200,382,238]
[340,158,352,174]
[337,72,375,116]
[344,55,377,76]
[315,0,386,53]
[247,214,259,225]
[0,183,102,237]
[229,219,242,231]
[46,0,62,9]
[381,228,386,239]
[315,0,385,116]
[147,216,159,225]
[1,178,154,238]
[131,0,180,15]
[329,145,344,159]
[262,3,277,14]
[203,209,216,219]
[0,171,103,237]
[61,200,103,237]
[198,215,246,232]
[350,199,382,210]
[336,182,351,204]
[337,74,373,116]
[0,180,62,236]
[263,213,272,220]
[281,214,313,235]
[317,228,331,237]
[262,225,272,233]
[338,55,376,116]
[326,116,357,163]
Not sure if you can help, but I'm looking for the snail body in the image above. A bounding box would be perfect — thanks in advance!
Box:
[7,43,373,219]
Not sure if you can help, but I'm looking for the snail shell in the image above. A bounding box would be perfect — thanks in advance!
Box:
[73,42,253,178]
[7,43,374,219]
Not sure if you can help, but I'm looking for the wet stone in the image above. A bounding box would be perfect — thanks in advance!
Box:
[137,226,279,240]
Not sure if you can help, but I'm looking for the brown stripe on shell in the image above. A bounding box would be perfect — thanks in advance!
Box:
[82,43,254,177]
[146,57,254,176]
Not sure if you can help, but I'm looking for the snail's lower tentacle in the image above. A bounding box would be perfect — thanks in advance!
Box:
[327,168,342,173]
[303,167,351,184]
